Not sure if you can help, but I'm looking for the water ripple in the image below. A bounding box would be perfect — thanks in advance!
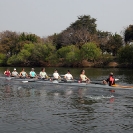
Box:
[0,80,133,133]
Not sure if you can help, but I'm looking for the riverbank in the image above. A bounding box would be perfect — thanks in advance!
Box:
[1,60,132,68]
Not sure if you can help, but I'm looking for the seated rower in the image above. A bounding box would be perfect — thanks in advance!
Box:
[80,69,90,83]
[29,68,37,78]
[64,70,73,80]
[19,68,28,78]
[103,72,115,86]
[53,69,61,80]
[39,68,48,79]
[4,69,11,77]
[12,68,19,77]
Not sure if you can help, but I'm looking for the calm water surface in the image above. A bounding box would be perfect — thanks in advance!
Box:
[0,67,133,133]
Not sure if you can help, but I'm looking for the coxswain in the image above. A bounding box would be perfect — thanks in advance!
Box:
[103,72,115,86]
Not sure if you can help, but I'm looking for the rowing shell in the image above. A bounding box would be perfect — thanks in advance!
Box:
[1,77,132,89]
[35,80,133,89]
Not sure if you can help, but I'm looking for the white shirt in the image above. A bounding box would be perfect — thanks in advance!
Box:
[53,72,59,79]
[12,71,18,76]
[40,71,47,78]
[64,73,73,80]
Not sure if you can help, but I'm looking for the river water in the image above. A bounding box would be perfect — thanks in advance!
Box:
[0,67,133,133]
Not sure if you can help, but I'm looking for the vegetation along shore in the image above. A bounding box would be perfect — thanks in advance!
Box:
[0,15,133,68]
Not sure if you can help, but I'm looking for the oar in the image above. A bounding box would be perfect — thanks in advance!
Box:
[73,78,104,84]
[112,84,133,89]
[115,78,119,81]
[90,81,103,84]
[51,79,78,83]
[60,75,65,77]
[92,78,119,82]
[21,78,38,83]
[1,75,16,80]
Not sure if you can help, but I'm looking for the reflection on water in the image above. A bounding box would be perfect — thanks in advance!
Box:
[0,79,133,133]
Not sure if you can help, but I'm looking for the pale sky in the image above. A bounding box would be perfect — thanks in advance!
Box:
[0,0,133,37]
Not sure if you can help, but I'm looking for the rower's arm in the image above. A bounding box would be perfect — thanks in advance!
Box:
[19,72,22,76]
[4,71,6,75]
[86,76,90,81]
[71,75,73,79]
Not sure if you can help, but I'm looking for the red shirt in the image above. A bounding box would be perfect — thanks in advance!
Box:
[4,70,11,77]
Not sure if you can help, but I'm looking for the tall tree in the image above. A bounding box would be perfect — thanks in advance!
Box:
[53,15,98,48]
[70,15,97,34]
[106,33,123,56]
[97,31,111,54]
[118,45,133,65]
[0,31,19,56]
[19,32,41,43]
[124,25,133,44]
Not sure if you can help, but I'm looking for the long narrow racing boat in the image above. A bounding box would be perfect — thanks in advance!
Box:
[1,76,133,89]
[36,80,133,89]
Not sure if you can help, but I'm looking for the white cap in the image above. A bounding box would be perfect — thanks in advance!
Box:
[14,68,16,70]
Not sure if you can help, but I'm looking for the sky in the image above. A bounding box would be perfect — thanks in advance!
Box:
[0,0,133,37]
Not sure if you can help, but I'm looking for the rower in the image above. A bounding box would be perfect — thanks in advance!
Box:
[19,68,28,78]
[39,68,48,79]
[4,69,11,77]
[64,70,73,80]
[12,68,19,77]
[53,69,61,80]
[29,68,37,78]
[80,69,90,83]
[103,72,115,86]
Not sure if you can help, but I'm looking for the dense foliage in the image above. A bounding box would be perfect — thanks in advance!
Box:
[0,15,132,67]
[124,25,133,44]
[80,42,101,62]
[118,45,133,65]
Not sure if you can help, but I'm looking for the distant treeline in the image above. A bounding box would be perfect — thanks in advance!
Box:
[0,15,133,67]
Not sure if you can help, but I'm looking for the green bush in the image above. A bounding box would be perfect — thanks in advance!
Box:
[0,53,6,65]
[80,42,101,62]
[118,45,133,64]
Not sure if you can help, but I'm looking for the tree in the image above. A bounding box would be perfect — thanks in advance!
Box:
[0,31,19,56]
[61,28,96,48]
[80,42,101,62]
[19,32,42,44]
[106,33,123,56]
[43,33,64,50]
[57,45,80,66]
[53,15,98,48]
[7,43,57,66]
[118,45,133,65]
[0,53,6,65]
[124,25,133,44]
[70,15,97,34]
[96,31,111,54]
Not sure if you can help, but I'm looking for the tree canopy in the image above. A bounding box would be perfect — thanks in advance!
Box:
[0,14,129,67]
[124,25,133,44]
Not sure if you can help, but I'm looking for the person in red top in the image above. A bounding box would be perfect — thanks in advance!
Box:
[103,72,115,86]
[4,69,11,77]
